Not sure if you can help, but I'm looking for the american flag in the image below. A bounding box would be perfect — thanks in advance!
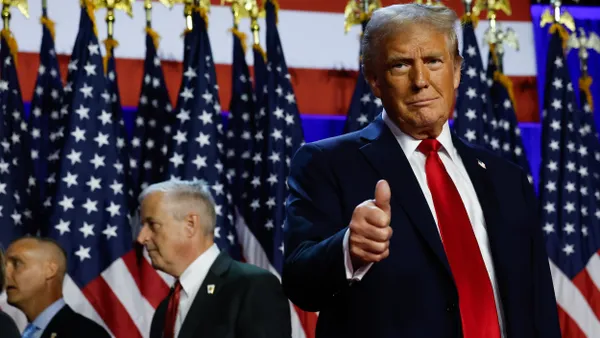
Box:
[0,28,38,247]
[486,51,533,182]
[453,17,493,146]
[166,9,241,258]
[226,28,255,209]
[344,69,382,133]
[539,24,600,337]
[46,5,168,337]
[233,2,316,337]
[130,28,174,203]
[28,10,66,211]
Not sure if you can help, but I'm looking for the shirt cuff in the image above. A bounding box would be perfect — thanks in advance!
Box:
[343,228,373,281]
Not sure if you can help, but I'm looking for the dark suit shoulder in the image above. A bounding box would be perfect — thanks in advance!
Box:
[0,311,20,338]
[43,305,110,338]
[456,135,529,178]
[228,259,280,285]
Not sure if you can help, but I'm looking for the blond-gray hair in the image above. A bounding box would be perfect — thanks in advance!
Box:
[139,180,217,236]
[361,4,462,76]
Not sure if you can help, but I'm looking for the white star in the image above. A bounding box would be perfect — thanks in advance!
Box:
[285,114,295,126]
[554,57,563,68]
[177,109,191,124]
[84,62,97,76]
[58,196,75,211]
[464,129,476,142]
[550,120,561,131]
[106,202,121,217]
[552,78,563,90]
[198,110,213,125]
[169,153,184,168]
[563,223,576,235]
[80,83,94,98]
[71,127,86,142]
[94,132,110,148]
[184,67,197,80]
[0,182,6,194]
[82,199,98,214]
[103,225,118,239]
[10,212,22,225]
[564,202,576,213]
[90,154,106,169]
[545,181,556,192]
[285,92,296,104]
[267,174,278,185]
[75,105,90,119]
[466,45,477,57]
[271,129,283,141]
[98,110,112,126]
[549,140,560,151]
[201,90,213,103]
[66,150,82,165]
[75,246,91,261]
[87,176,102,192]
[544,202,555,213]
[173,131,188,145]
[192,155,207,169]
[466,66,477,78]
[465,109,477,120]
[79,222,95,238]
[110,180,123,195]
[180,87,194,101]
[562,244,574,256]
[88,43,100,55]
[466,87,477,99]
[542,223,555,234]
[195,132,210,147]
[55,219,71,235]
[551,99,562,110]
[565,182,576,193]
[62,172,78,187]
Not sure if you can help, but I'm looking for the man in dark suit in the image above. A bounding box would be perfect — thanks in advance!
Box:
[283,3,560,338]
[0,248,20,338]
[137,180,291,338]
[4,237,110,338]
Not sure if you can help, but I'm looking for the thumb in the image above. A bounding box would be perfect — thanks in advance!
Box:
[374,179,391,214]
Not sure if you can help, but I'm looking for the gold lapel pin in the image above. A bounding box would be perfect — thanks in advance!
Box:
[477,160,486,169]
[207,284,215,294]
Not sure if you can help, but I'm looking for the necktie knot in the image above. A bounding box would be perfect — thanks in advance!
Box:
[22,323,39,338]
[417,138,442,155]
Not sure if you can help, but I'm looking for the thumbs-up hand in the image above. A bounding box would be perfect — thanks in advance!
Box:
[348,180,393,270]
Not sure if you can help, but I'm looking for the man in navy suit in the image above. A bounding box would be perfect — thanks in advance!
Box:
[282,3,560,338]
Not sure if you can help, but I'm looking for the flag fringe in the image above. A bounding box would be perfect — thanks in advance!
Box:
[0,29,18,65]
[580,75,594,112]
[230,28,248,54]
[40,16,56,41]
[145,27,161,50]
[253,44,267,63]
[103,38,120,75]
[494,70,517,111]
[549,24,569,51]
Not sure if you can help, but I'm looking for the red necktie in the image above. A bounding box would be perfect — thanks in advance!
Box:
[418,139,501,338]
[164,280,182,338]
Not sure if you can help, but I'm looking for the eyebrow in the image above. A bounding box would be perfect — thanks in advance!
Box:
[386,52,446,64]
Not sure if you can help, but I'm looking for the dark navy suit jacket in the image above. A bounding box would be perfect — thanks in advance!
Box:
[283,116,560,338]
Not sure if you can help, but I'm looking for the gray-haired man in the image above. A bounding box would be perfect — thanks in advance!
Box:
[138,180,291,338]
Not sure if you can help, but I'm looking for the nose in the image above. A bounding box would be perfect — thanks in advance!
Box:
[136,225,148,245]
[410,60,429,90]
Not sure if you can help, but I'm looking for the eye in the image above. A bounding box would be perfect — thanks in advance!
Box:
[394,63,407,69]
[428,59,442,65]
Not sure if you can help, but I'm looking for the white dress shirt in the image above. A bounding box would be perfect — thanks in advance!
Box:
[175,243,220,337]
[342,110,505,336]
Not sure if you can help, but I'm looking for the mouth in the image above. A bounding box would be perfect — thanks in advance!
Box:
[406,98,438,107]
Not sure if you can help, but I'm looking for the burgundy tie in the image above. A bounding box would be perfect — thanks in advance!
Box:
[164,280,182,338]
[418,139,501,338]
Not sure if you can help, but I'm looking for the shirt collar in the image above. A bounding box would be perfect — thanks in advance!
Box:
[31,298,65,331]
[179,243,220,297]
[382,109,457,161]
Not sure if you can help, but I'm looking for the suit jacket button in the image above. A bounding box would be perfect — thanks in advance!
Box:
[446,303,456,312]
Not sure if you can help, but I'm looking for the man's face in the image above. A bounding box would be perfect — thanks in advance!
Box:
[137,192,188,275]
[4,239,48,308]
[366,23,461,137]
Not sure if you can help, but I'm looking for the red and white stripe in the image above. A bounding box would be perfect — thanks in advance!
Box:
[550,255,600,337]
[12,0,540,122]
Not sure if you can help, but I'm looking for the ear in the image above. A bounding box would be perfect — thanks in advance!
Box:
[44,261,59,280]
[183,214,200,238]
[365,68,382,98]
[453,58,462,90]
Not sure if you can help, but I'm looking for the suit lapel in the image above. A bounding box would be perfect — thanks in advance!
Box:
[41,305,70,338]
[452,134,503,245]
[178,252,230,338]
[359,117,452,276]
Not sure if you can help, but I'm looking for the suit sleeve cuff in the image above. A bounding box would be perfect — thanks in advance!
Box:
[343,228,373,281]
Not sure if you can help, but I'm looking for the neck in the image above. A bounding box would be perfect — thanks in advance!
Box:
[172,238,214,278]
[21,289,62,322]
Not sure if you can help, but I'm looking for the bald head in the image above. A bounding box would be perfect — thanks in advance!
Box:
[5,237,67,319]
[10,237,67,279]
